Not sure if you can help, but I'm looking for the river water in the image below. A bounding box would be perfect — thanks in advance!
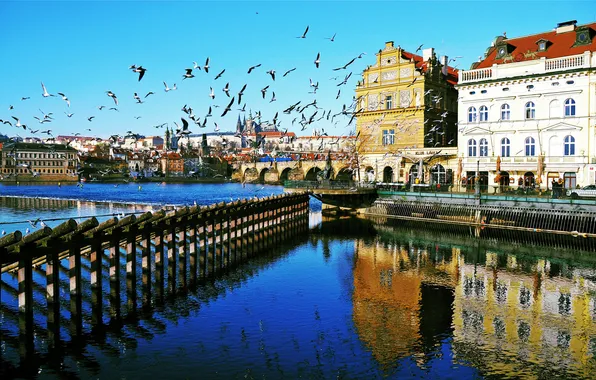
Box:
[1,183,596,379]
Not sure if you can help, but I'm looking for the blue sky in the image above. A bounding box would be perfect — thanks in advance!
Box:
[0,0,593,140]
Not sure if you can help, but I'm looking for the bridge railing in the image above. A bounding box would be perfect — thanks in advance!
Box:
[284,180,376,190]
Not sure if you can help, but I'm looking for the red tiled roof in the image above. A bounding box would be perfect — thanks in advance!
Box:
[400,51,459,85]
[475,22,596,69]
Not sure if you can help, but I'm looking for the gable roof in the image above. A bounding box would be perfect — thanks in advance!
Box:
[475,22,596,69]
[400,50,459,86]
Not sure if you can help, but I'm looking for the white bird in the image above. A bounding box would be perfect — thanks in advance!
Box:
[209,87,215,99]
[163,81,173,92]
[314,52,321,68]
[41,82,53,97]
[203,57,210,73]
[222,82,230,97]
[57,92,70,107]
[182,68,194,80]
[106,90,118,105]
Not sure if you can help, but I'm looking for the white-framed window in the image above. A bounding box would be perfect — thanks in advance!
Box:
[501,137,511,157]
[564,135,575,156]
[525,137,536,156]
[525,101,535,119]
[500,104,510,120]
[564,98,576,117]
[468,107,477,123]
[382,129,395,145]
[468,139,477,157]
[385,95,393,110]
[479,138,489,157]
[479,105,488,122]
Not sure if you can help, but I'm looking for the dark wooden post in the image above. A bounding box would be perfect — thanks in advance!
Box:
[198,209,208,279]
[69,236,83,338]
[177,215,188,290]
[166,217,177,294]
[188,209,199,286]
[109,226,122,321]
[140,223,152,310]
[222,206,231,269]
[154,222,165,304]
[18,227,51,360]
[88,218,117,328]
[125,222,138,316]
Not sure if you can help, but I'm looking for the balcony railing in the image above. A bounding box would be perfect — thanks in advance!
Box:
[459,52,590,84]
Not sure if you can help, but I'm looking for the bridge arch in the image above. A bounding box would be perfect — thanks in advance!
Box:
[244,167,258,183]
[305,167,322,181]
[335,167,354,181]
[259,168,270,183]
[279,167,292,182]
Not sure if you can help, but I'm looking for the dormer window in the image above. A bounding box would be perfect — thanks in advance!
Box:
[574,26,594,47]
[535,38,551,52]
[495,43,511,59]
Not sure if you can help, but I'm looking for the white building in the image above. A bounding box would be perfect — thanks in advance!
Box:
[457,20,596,190]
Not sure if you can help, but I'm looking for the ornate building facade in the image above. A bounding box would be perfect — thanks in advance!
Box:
[456,20,596,190]
[355,41,459,185]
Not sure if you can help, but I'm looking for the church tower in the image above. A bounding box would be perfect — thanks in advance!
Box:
[165,127,171,150]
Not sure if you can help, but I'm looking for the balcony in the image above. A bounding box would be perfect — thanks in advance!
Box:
[459,52,591,84]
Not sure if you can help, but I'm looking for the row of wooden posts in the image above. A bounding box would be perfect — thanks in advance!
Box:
[0,193,310,358]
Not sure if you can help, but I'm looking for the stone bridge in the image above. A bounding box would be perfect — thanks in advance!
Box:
[231,159,356,184]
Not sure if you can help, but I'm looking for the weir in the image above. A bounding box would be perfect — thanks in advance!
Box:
[0,193,310,365]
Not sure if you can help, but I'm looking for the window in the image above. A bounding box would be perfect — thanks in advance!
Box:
[564,135,575,156]
[468,139,477,157]
[500,104,510,120]
[501,137,511,157]
[479,105,488,122]
[538,41,546,51]
[564,98,576,116]
[468,106,477,123]
[385,95,392,110]
[525,137,536,156]
[525,101,535,119]
[382,129,394,145]
[479,138,489,157]
[481,90,487,94]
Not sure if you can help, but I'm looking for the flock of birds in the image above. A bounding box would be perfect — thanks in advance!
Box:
[1,25,372,153]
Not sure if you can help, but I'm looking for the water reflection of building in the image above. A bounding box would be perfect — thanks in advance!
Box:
[351,240,458,369]
[351,228,596,376]
[453,251,596,377]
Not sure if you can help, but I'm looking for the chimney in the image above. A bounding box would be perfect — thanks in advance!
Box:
[556,20,577,34]
[441,55,448,76]
[423,47,434,62]
[385,41,394,49]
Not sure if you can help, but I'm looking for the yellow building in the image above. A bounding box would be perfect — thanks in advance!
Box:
[1,142,79,181]
[354,41,459,186]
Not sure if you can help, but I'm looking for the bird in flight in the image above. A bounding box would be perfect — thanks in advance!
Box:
[261,85,269,99]
[270,91,276,103]
[266,70,276,81]
[416,44,424,52]
[247,63,261,74]
[223,82,230,97]
[209,87,215,99]
[325,32,336,42]
[182,68,194,80]
[297,25,309,38]
[65,112,74,118]
[163,81,176,92]
[333,58,356,71]
[21,97,30,101]
[145,91,155,98]
[131,65,147,81]
[237,83,247,105]
[221,97,235,117]
[283,67,296,77]
[106,90,118,105]
[88,116,95,122]
[203,57,210,73]
[57,92,70,107]
[314,52,321,68]
[41,82,54,97]
[214,69,225,80]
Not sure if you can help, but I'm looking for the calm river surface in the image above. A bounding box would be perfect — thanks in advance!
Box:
[1,183,596,379]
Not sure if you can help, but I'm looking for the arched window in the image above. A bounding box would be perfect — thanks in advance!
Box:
[468,107,477,123]
[525,101,535,119]
[525,137,536,156]
[500,104,510,121]
[564,98,576,117]
[479,105,488,122]
[501,137,511,157]
[479,138,489,157]
[468,139,477,157]
[564,135,575,156]
[549,99,560,118]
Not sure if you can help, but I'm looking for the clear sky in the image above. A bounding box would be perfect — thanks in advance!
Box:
[0,0,594,140]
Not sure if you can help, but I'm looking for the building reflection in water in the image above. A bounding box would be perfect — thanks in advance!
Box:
[347,216,596,377]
